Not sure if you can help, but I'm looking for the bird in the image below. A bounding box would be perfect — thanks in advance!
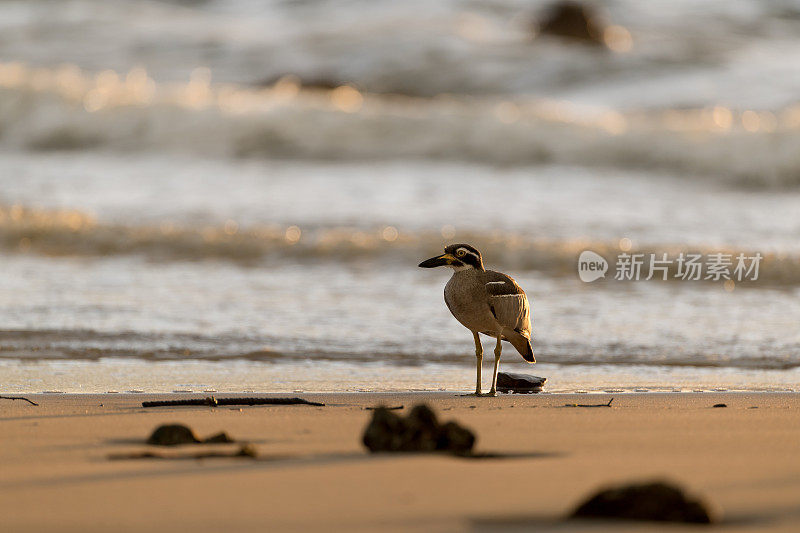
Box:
[419,243,534,396]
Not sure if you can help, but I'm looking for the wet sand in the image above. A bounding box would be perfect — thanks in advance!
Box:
[3,392,800,532]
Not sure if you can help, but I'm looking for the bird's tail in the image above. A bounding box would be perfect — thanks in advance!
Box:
[503,328,535,363]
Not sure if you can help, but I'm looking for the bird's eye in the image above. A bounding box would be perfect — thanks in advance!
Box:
[456,250,466,257]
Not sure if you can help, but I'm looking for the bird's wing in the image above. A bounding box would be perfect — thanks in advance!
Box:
[484,271,531,336]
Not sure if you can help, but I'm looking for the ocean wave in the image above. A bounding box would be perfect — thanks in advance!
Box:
[0,328,284,362]
[2,328,800,370]
[2,203,799,285]
[2,62,800,187]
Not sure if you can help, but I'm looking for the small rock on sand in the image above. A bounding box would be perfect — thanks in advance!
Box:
[147,424,201,446]
[571,480,715,523]
[146,425,235,446]
[202,431,235,443]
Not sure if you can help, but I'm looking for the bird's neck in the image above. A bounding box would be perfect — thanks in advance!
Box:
[449,265,477,274]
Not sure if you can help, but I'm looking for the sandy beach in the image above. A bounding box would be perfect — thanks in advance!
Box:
[3,392,800,532]
[3,1,800,532]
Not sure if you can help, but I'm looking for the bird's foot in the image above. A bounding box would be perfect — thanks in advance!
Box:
[460,391,498,397]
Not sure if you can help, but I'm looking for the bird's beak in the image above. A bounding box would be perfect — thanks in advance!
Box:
[418,253,455,268]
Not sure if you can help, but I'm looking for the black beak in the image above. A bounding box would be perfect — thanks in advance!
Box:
[418,254,453,268]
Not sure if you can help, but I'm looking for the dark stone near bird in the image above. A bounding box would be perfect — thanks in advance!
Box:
[571,481,715,523]
[146,424,201,446]
[535,1,606,46]
[363,404,475,455]
[496,372,546,394]
[713,403,727,408]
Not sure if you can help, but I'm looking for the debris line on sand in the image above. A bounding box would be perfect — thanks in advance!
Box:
[110,445,257,460]
[0,395,38,406]
[564,398,613,408]
[142,396,324,408]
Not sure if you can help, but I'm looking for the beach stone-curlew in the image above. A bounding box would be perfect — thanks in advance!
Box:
[362,404,475,455]
[146,424,201,446]
[496,372,546,394]
[571,480,715,523]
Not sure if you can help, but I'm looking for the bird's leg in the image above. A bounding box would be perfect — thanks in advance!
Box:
[473,331,483,395]
[460,333,489,396]
[488,334,502,396]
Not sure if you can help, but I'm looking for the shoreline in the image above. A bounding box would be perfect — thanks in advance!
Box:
[4,392,800,532]
[3,358,799,394]
[7,388,800,396]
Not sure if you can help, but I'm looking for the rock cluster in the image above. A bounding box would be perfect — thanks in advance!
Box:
[362,404,475,455]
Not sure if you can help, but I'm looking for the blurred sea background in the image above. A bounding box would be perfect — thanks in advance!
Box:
[2,0,800,393]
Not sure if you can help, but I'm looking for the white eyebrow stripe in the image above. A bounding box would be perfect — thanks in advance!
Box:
[490,294,522,298]
[456,247,480,259]
[486,281,505,285]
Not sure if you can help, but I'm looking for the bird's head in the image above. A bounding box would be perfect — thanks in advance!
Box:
[418,243,484,271]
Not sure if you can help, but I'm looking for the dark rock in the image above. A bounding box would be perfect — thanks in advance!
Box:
[536,1,606,46]
[146,425,236,446]
[571,481,715,523]
[496,372,546,394]
[146,424,200,446]
[363,404,475,455]
[713,403,727,408]
[202,431,235,443]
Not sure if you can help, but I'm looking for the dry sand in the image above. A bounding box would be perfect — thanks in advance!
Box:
[2,392,800,532]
